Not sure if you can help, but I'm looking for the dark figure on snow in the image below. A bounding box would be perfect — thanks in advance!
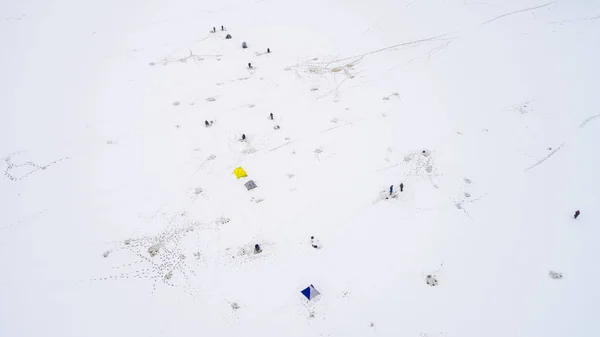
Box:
[267,48,271,53]
[242,41,248,49]
[248,62,253,69]
[254,244,262,254]
[400,183,404,192]
[574,210,580,219]
[242,134,246,141]
[212,27,216,33]
[389,185,394,195]
[225,34,232,39]
[221,25,225,31]
[269,113,273,120]
[205,120,209,127]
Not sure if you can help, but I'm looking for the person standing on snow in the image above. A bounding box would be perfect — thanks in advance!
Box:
[400,183,404,192]
[389,185,394,195]
[574,210,581,219]
[269,113,274,120]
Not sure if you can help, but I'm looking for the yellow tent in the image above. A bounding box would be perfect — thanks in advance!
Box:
[233,167,248,179]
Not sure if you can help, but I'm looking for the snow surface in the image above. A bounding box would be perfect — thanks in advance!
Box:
[1,0,600,336]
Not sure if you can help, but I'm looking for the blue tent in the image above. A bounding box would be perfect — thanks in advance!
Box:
[301,284,320,300]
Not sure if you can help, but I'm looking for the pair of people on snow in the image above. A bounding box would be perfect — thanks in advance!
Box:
[256,237,320,254]
[389,183,404,195]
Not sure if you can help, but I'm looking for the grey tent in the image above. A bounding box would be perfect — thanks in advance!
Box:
[245,180,257,190]
[226,34,232,39]
[242,41,248,49]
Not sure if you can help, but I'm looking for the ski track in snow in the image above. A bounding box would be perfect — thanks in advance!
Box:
[578,113,600,128]
[524,142,565,172]
[288,35,453,71]
[0,210,48,231]
[482,2,555,25]
[406,0,420,8]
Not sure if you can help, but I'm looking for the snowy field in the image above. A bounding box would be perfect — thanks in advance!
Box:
[1,0,600,336]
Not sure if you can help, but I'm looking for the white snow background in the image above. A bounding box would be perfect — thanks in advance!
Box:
[1,0,599,336]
